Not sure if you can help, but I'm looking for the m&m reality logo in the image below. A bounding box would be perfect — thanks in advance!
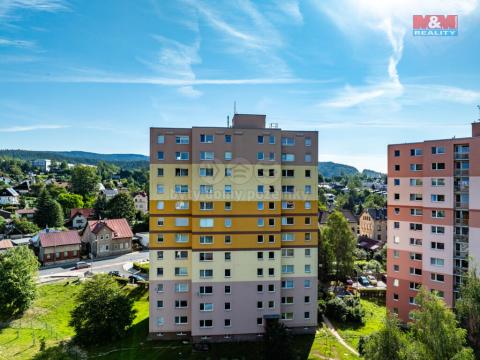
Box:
[413,15,458,36]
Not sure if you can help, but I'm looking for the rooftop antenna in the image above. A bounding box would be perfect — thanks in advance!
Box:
[477,105,480,121]
[227,115,230,128]
[233,101,237,114]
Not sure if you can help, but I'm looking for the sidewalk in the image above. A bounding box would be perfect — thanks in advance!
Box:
[321,315,360,356]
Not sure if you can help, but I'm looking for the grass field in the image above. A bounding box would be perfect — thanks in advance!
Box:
[331,299,386,351]
[0,281,378,359]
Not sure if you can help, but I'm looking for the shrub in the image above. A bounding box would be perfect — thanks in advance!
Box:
[325,295,365,324]
[133,262,149,274]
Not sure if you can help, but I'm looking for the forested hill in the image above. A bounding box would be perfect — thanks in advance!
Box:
[0,150,149,169]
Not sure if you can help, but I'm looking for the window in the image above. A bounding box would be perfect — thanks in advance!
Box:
[199,286,213,294]
[224,319,231,327]
[410,267,422,276]
[175,135,189,144]
[410,223,422,231]
[282,280,294,289]
[157,283,164,292]
[432,162,446,170]
[225,252,231,261]
[224,235,231,244]
[305,137,312,146]
[281,296,294,305]
[305,201,311,209]
[282,185,294,193]
[257,185,264,193]
[410,238,422,246]
[282,137,295,146]
[269,135,275,144]
[225,168,232,177]
[199,252,213,261]
[431,178,445,186]
[257,268,263,277]
[257,235,264,243]
[394,150,400,157]
[157,234,164,243]
[305,185,312,194]
[175,152,189,160]
[175,300,188,308]
[257,201,264,210]
[431,194,445,202]
[200,269,213,278]
[393,250,400,258]
[281,153,295,161]
[393,265,399,272]
[268,168,275,177]
[199,320,213,328]
[200,303,214,312]
[156,184,165,194]
[394,164,400,171]
[157,135,165,144]
[200,151,214,160]
[394,179,400,186]
[257,284,264,292]
[175,184,188,193]
[157,168,164,177]
[304,217,311,225]
[409,252,422,261]
[409,282,421,291]
[224,152,232,160]
[175,267,188,276]
[200,235,213,244]
[224,185,232,194]
[175,168,188,177]
[305,169,311,177]
[410,148,423,156]
[258,135,264,144]
[225,134,232,143]
[305,233,312,241]
[282,169,295,177]
[175,234,189,243]
[175,218,189,227]
[394,193,400,200]
[393,222,400,229]
[431,273,445,282]
[304,153,312,162]
[257,301,263,309]
[157,218,165,226]
[200,134,214,143]
[430,257,445,267]
[410,178,423,186]
[200,218,214,228]
[200,185,213,194]
[410,193,423,201]
[432,210,445,218]
[157,267,164,276]
[282,248,294,257]
[282,233,294,241]
[257,218,265,227]
[281,313,294,320]
[282,265,294,274]
[410,164,423,171]
[432,226,445,234]
[224,202,232,210]
[257,318,263,325]
[304,264,311,273]
[268,218,275,226]
[156,201,164,210]
[432,146,445,154]
[257,152,264,160]
[174,316,188,325]
[199,168,214,177]
[431,241,445,250]
[157,151,164,160]
[175,283,188,292]
[225,285,231,294]
[224,218,232,227]
[224,269,231,277]
[282,217,294,225]
[282,201,294,209]
[175,201,189,209]
[200,201,214,210]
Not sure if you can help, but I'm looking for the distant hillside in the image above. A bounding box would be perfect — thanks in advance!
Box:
[0,150,149,169]
[318,162,359,178]
[362,169,385,178]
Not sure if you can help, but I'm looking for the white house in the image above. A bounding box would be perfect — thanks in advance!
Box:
[0,188,19,205]
[31,159,52,172]
[133,192,148,214]
[102,188,118,201]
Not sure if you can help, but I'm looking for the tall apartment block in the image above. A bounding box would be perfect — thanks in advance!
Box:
[387,122,480,322]
[148,114,318,342]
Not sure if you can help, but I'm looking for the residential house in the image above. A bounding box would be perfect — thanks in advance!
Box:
[31,159,52,172]
[0,188,20,205]
[359,208,387,242]
[38,230,81,265]
[0,239,13,252]
[0,209,12,219]
[81,218,133,257]
[133,192,148,214]
[101,188,118,201]
[319,209,359,236]
[13,180,31,195]
[68,208,95,229]
[0,176,12,185]
[15,208,36,220]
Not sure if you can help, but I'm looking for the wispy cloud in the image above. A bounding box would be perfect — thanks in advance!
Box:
[0,37,35,48]
[0,124,69,132]
[276,0,303,24]
[0,0,67,19]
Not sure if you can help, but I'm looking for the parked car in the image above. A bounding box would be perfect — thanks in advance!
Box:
[367,275,378,286]
[359,276,370,287]
[108,270,121,277]
[75,261,90,269]
[128,274,144,284]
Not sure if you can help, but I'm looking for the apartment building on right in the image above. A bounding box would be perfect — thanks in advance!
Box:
[387,122,480,322]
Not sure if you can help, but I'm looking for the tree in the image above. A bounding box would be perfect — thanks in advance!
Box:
[321,211,357,280]
[107,193,136,223]
[71,165,99,198]
[93,195,108,219]
[0,246,39,317]
[362,314,406,360]
[0,216,5,233]
[69,274,135,344]
[263,319,293,360]
[409,288,474,360]
[57,192,84,217]
[363,192,386,209]
[11,218,40,234]
[456,269,480,355]
[34,189,64,228]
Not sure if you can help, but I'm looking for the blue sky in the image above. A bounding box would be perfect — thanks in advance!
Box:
[1,0,480,172]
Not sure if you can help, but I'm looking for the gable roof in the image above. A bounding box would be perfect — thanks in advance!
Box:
[364,208,387,221]
[0,187,19,197]
[0,239,14,250]
[16,208,37,215]
[39,230,81,248]
[319,209,358,224]
[70,208,94,220]
[87,219,133,239]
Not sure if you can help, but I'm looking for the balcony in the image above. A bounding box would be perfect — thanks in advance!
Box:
[454,184,469,192]
[454,234,469,243]
[455,218,469,226]
[454,251,469,259]
[454,153,469,160]
[454,169,469,176]
[455,202,469,209]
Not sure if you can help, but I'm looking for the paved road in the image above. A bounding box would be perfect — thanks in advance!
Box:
[39,250,149,282]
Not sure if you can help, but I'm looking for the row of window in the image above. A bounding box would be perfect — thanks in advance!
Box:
[156,216,314,228]
[392,223,445,234]
[157,168,314,178]
[156,264,313,278]
[156,184,314,195]
[393,193,446,202]
[157,151,312,162]
[156,249,312,261]
[393,178,446,186]
[392,257,445,274]
[156,232,313,244]
[393,146,446,157]
[392,208,446,218]
[155,312,309,328]
[393,163,447,172]
[157,134,313,147]
[156,200,312,211]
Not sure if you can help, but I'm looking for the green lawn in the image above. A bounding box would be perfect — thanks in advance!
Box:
[331,299,386,351]
[0,281,376,359]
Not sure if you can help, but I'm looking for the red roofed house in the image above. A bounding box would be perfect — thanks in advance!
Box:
[0,239,14,253]
[69,208,95,229]
[38,230,81,265]
[81,218,133,257]
[15,208,36,220]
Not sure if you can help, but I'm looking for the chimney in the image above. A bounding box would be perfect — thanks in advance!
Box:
[472,122,480,137]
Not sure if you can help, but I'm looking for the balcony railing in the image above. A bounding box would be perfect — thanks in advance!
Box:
[455,202,469,209]
[454,169,469,176]
[454,153,469,160]
[454,234,469,243]
[454,185,469,192]
[455,218,469,226]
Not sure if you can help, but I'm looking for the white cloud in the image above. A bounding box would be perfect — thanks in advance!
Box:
[0,124,68,132]
[0,38,35,48]
[178,85,202,98]
[0,0,67,18]
[276,0,303,24]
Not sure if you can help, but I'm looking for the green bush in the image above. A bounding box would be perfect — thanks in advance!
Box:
[325,295,365,324]
[132,262,149,274]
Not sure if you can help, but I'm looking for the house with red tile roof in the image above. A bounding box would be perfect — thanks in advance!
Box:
[15,208,36,220]
[38,230,81,265]
[68,208,95,229]
[0,239,14,252]
[81,218,133,257]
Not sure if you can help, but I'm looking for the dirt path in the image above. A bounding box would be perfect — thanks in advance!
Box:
[322,315,360,356]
